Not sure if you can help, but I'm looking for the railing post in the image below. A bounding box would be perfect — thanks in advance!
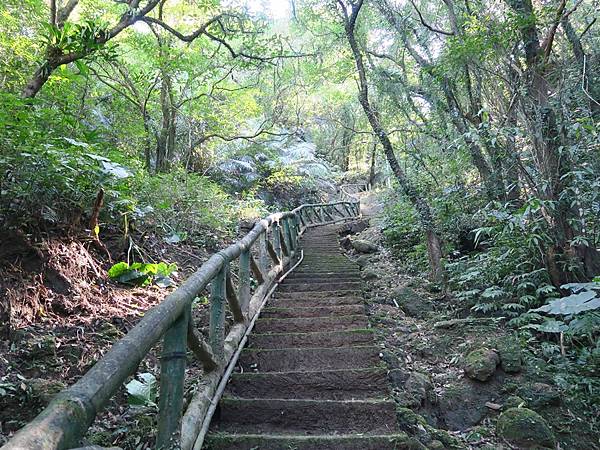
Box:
[238,249,251,313]
[283,218,293,254]
[156,307,189,450]
[273,221,282,260]
[209,265,226,360]
[259,229,269,274]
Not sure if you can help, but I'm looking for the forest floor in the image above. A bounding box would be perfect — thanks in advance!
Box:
[0,226,231,447]
[343,192,599,450]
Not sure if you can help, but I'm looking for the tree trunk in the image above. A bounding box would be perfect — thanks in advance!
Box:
[341,1,444,281]
[508,0,600,285]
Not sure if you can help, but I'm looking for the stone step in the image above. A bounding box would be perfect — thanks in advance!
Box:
[277,281,362,292]
[204,433,416,450]
[268,295,364,308]
[284,274,360,282]
[247,329,374,349]
[273,290,359,300]
[260,304,364,319]
[254,314,368,333]
[238,345,381,372]
[227,368,388,400]
[211,398,398,435]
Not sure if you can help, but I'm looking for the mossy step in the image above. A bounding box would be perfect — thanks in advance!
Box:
[260,304,365,319]
[211,398,398,434]
[268,295,364,308]
[277,281,363,292]
[273,290,360,300]
[248,329,375,349]
[285,274,360,282]
[204,432,419,450]
[227,368,389,400]
[238,345,381,372]
[254,314,368,333]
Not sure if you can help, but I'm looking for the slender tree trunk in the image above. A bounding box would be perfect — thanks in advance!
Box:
[368,141,377,188]
[340,1,444,281]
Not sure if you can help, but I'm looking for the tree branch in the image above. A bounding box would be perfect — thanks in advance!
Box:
[409,0,454,36]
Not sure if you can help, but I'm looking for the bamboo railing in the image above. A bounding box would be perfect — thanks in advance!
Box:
[1,199,361,450]
[339,182,369,203]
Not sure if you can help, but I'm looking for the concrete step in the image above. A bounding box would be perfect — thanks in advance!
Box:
[227,368,388,400]
[277,281,362,292]
[247,329,375,349]
[254,314,368,333]
[238,345,381,372]
[268,295,364,308]
[212,398,398,434]
[260,304,364,319]
[285,274,360,282]
[204,433,416,450]
[273,290,359,300]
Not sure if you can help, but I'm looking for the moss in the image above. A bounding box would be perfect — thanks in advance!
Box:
[497,337,522,373]
[463,348,499,381]
[496,407,555,448]
[396,407,465,449]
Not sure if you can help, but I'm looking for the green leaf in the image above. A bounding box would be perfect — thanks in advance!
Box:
[523,320,569,333]
[532,291,600,316]
[108,262,130,279]
[125,373,157,407]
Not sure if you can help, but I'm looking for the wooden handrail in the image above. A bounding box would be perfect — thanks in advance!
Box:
[1,200,361,450]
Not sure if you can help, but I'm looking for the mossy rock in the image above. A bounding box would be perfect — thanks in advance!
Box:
[496,408,555,448]
[397,408,464,449]
[497,339,522,373]
[391,287,432,318]
[504,395,526,409]
[351,239,378,253]
[464,348,499,381]
[404,372,434,407]
[517,383,561,408]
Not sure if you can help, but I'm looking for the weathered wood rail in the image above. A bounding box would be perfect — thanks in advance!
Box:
[1,200,360,450]
[339,182,369,203]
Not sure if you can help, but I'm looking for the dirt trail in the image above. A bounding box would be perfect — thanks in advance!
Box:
[204,225,411,449]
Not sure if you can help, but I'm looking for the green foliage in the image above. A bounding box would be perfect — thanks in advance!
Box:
[125,373,157,407]
[108,261,177,287]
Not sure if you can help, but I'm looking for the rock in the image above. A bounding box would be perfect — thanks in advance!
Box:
[517,383,561,408]
[497,339,522,373]
[355,255,371,267]
[362,269,379,280]
[464,348,499,381]
[504,395,526,409]
[28,378,67,403]
[405,372,434,407]
[351,239,378,253]
[428,441,445,450]
[391,287,432,318]
[496,407,555,448]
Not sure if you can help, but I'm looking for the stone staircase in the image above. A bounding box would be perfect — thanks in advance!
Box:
[204,225,408,449]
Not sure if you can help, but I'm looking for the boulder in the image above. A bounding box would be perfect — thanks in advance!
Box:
[355,255,371,268]
[504,395,526,409]
[496,407,555,448]
[362,269,379,280]
[351,239,378,253]
[464,348,499,381]
[517,383,561,408]
[497,339,522,373]
[405,372,433,407]
[391,287,432,318]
